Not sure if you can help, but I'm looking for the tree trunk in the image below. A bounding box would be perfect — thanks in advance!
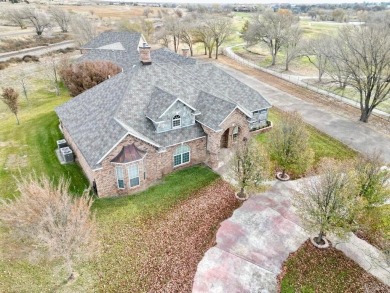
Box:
[359,109,371,123]
[15,114,19,125]
[208,47,213,58]
[281,169,286,179]
[215,44,219,59]
[271,53,276,66]
[285,60,289,71]
[316,231,324,244]
[204,44,207,55]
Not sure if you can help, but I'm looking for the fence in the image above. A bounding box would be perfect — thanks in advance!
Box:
[222,46,390,121]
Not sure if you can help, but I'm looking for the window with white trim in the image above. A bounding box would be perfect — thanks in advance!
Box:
[115,166,125,189]
[128,163,140,187]
[232,126,239,142]
[172,115,181,128]
[173,144,190,167]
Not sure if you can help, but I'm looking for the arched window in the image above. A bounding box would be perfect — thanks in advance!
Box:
[173,144,190,167]
[172,115,181,128]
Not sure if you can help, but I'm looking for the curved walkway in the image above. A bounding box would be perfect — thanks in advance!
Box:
[193,180,308,293]
[192,179,390,292]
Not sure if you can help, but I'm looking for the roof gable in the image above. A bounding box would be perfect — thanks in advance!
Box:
[97,42,126,51]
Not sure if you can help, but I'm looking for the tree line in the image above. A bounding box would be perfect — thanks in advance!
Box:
[2,6,96,45]
[243,9,390,123]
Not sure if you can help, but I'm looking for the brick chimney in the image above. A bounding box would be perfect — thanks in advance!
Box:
[182,48,189,58]
[139,42,151,65]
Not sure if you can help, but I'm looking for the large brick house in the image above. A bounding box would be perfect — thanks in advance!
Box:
[56,32,271,197]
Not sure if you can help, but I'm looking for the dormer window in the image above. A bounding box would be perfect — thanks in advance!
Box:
[172,115,181,128]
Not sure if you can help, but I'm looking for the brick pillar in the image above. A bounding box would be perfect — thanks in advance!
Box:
[182,48,189,58]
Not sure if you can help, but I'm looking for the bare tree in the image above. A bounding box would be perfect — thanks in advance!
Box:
[3,8,26,29]
[304,36,331,82]
[230,140,270,199]
[70,15,97,46]
[192,21,215,58]
[19,71,29,101]
[49,7,71,33]
[21,7,51,36]
[155,27,170,48]
[1,87,20,125]
[180,19,196,57]
[141,19,155,43]
[294,159,362,245]
[0,176,97,281]
[325,42,350,89]
[268,111,314,180]
[244,10,297,66]
[59,60,121,97]
[332,24,390,122]
[164,16,182,53]
[44,57,60,96]
[143,8,153,18]
[205,16,234,59]
[283,24,302,71]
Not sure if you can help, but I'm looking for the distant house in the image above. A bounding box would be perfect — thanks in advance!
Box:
[56,32,271,197]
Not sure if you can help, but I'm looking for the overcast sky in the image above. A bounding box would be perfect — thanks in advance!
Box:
[136,0,381,3]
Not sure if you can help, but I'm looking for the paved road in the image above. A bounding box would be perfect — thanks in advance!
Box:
[0,40,76,62]
[216,63,390,164]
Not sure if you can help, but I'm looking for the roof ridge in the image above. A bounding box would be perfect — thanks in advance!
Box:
[153,61,238,109]
[163,61,245,109]
[112,67,139,120]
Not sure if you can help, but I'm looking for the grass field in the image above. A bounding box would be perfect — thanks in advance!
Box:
[256,108,357,167]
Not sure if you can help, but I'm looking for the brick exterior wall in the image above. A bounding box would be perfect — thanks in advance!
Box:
[61,124,95,184]
[201,108,250,168]
[94,135,207,197]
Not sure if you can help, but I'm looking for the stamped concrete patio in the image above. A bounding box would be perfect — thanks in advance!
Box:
[192,179,390,292]
[192,180,308,293]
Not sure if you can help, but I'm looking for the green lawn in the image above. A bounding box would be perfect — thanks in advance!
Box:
[0,82,88,199]
[256,108,357,166]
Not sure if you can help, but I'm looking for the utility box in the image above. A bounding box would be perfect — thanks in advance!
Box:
[57,139,68,149]
[60,147,74,163]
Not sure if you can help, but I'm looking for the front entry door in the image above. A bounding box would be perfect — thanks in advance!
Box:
[220,129,229,148]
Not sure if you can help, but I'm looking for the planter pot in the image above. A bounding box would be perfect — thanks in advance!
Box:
[310,236,330,249]
[235,192,249,201]
[276,172,290,181]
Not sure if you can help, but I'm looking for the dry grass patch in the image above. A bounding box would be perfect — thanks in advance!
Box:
[279,240,389,292]
[94,178,240,292]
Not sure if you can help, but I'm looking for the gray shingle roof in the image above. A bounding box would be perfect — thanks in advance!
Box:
[145,87,178,121]
[196,91,237,131]
[57,32,271,170]
[82,31,142,52]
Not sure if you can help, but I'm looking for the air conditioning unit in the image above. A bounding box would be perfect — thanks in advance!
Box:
[57,139,68,149]
[60,147,74,163]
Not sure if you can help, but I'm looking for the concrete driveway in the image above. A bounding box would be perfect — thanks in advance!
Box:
[215,63,390,164]
[192,180,308,293]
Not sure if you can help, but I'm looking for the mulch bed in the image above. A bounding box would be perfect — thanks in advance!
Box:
[278,240,390,293]
[97,179,240,292]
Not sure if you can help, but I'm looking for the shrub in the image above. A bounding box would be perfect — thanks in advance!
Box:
[59,60,122,96]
